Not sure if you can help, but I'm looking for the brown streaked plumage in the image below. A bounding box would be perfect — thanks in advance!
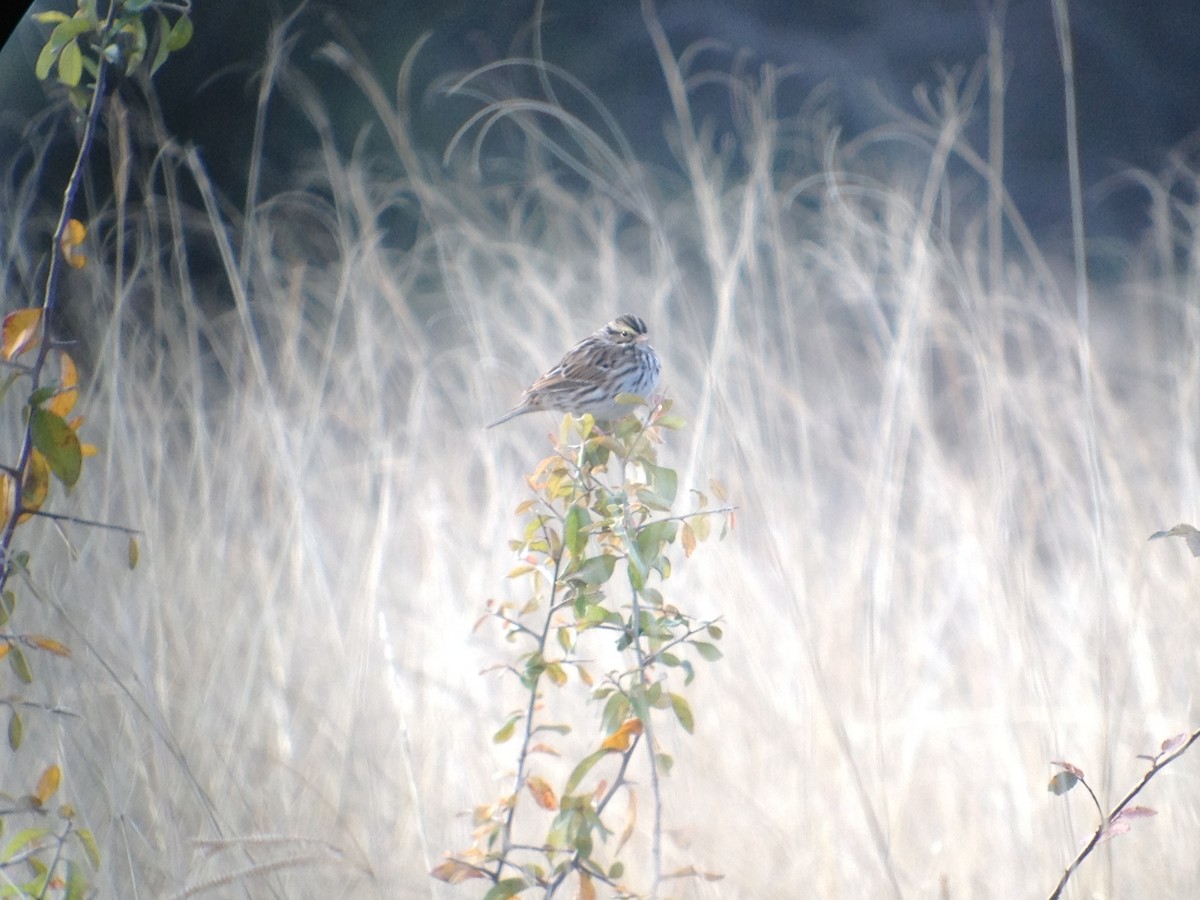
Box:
[487,314,661,428]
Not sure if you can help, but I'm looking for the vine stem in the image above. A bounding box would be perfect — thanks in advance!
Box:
[0,38,111,594]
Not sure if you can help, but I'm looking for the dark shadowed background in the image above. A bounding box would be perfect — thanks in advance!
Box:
[2,0,1199,254]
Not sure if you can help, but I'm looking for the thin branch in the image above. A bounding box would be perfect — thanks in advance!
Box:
[1048,728,1200,899]
[0,34,112,594]
[20,508,141,536]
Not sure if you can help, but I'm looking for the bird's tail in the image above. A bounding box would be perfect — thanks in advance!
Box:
[485,405,526,428]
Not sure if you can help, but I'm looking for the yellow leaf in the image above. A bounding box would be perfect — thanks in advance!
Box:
[2,308,42,360]
[62,218,86,247]
[0,472,13,523]
[601,718,643,752]
[60,219,87,268]
[21,451,51,521]
[33,764,61,807]
[46,351,79,417]
[526,775,558,810]
[545,662,567,686]
[29,636,70,657]
[0,642,10,660]
[128,536,139,569]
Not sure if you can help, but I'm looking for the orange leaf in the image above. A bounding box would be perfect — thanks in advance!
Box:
[2,308,42,361]
[681,522,697,558]
[0,643,10,660]
[579,871,597,900]
[526,774,558,810]
[601,718,644,752]
[33,764,61,807]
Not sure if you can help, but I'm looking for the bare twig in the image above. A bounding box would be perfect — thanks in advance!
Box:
[1048,729,1200,899]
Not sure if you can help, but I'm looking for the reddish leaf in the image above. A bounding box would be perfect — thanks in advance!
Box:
[1161,733,1190,756]
[1051,760,1085,780]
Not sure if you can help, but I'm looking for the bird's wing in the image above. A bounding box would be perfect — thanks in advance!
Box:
[527,343,606,393]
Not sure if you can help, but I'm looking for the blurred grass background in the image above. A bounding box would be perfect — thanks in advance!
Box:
[3,2,1200,897]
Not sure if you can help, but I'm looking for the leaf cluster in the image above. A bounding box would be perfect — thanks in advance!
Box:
[435,400,732,898]
[34,0,193,110]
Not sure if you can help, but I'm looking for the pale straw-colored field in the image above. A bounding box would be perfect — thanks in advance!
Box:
[5,5,1199,897]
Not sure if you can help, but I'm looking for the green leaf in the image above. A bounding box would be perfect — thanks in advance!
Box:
[8,709,22,750]
[564,505,589,557]
[628,684,650,724]
[609,862,625,879]
[669,693,694,733]
[35,41,60,80]
[493,713,521,744]
[149,11,171,75]
[572,554,616,585]
[643,461,678,505]
[30,407,82,486]
[67,85,91,111]
[564,749,608,796]
[166,14,193,51]
[9,645,32,684]
[635,520,677,566]
[635,487,675,512]
[74,828,102,869]
[600,692,628,736]
[693,641,723,662]
[57,39,83,87]
[3,826,50,860]
[483,877,529,900]
[48,16,92,50]
[1048,771,1078,795]
[65,860,87,900]
[119,15,148,74]
[28,385,57,408]
[626,547,647,591]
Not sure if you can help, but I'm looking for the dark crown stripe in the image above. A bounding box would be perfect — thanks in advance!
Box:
[612,314,647,335]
